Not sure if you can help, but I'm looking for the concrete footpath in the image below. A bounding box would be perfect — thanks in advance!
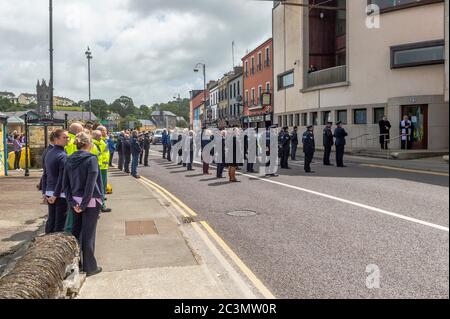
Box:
[77,168,271,299]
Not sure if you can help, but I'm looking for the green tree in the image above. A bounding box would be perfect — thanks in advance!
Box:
[111,96,135,118]
[89,99,109,120]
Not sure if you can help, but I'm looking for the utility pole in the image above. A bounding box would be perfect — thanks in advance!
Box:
[49,0,54,119]
[85,47,93,121]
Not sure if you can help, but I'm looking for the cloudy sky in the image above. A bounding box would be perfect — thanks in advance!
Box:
[0,0,273,106]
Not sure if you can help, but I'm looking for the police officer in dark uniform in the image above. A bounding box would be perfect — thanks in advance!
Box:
[123,133,132,173]
[334,121,348,167]
[143,133,151,166]
[279,126,291,169]
[302,125,315,173]
[323,121,334,166]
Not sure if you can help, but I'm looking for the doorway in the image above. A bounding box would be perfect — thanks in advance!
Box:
[401,105,428,149]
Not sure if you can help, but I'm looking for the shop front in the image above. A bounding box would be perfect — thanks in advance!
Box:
[243,112,273,129]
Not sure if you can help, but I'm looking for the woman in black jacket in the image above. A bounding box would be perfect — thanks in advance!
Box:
[63,132,103,277]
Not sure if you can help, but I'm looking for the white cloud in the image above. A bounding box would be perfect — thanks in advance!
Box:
[0,0,272,105]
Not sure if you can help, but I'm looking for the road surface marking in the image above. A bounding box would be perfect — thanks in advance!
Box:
[360,164,449,177]
[140,176,198,217]
[236,171,449,232]
[150,150,449,232]
[191,222,258,299]
[200,221,276,299]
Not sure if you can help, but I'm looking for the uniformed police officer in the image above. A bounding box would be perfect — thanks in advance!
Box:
[334,121,348,167]
[323,121,334,166]
[302,125,315,173]
[279,126,291,169]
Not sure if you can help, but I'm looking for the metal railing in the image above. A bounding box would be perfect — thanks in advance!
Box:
[386,134,410,159]
[350,133,369,152]
[307,65,347,88]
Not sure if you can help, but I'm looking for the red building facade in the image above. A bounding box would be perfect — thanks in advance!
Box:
[242,38,273,128]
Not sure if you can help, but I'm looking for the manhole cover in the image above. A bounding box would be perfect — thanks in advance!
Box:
[226,210,257,217]
[125,220,159,236]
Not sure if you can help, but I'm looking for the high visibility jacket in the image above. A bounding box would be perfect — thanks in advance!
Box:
[65,133,78,156]
[93,138,109,170]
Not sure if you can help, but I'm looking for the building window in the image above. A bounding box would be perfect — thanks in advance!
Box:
[283,115,288,127]
[353,109,367,124]
[266,82,270,93]
[289,114,294,127]
[245,61,249,77]
[245,90,249,104]
[258,86,262,104]
[368,0,443,13]
[277,70,294,90]
[311,112,318,126]
[301,113,307,126]
[251,56,255,74]
[230,85,233,98]
[373,107,385,124]
[278,116,282,126]
[337,110,347,125]
[251,88,255,105]
[237,81,240,96]
[295,114,300,126]
[265,47,270,67]
[390,40,445,69]
[258,52,262,71]
[322,111,331,125]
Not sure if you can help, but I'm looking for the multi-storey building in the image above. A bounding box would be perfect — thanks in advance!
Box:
[18,93,37,105]
[273,0,448,150]
[227,67,244,127]
[242,38,273,128]
[190,89,207,130]
[208,81,219,125]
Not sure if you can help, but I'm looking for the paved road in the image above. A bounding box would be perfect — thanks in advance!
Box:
[132,145,448,299]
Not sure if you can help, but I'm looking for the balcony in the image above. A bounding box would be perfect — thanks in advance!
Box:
[307,65,347,88]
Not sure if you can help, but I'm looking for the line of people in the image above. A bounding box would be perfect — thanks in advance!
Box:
[115,130,151,178]
[40,122,114,277]
[272,121,348,173]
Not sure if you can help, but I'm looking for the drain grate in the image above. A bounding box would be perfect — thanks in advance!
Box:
[125,220,159,236]
[226,210,257,217]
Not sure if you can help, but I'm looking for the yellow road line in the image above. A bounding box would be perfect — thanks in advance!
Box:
[200,221,276,299]
[140,176,198,217]
[138,178,190,218]
[361,164,449,177]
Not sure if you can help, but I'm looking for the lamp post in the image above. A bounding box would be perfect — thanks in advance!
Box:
[173,94,182,117]
[85,46,93,121]
[49,0,54,119]
[194,63,207,127]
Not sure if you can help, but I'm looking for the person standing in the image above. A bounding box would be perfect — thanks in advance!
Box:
[107,134,116,167]
[39,132,55,198]
[130,131,142,178]
[201,130,213,175]
[186,130,195,171]
[302,125,315,173]
[379,116,391,150]
[92,129,112,213]
[138,134,145,165]
[162,129,169,159]
[322,121,334,166]
[12,134,23,171]
[290,127,299,161]
[279,127,291,169]
[400,115,412,150]
[334,121,348,167]
[226,129,241,182]
[116,132,124,170]
[244,129,256,173]
[63,132,103,277]
[216,130,226,178]
[43,129,69,233]
[123,133,131,174]
[143,133,151,166]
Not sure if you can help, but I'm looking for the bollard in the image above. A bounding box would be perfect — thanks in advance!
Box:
[0,233,80,299]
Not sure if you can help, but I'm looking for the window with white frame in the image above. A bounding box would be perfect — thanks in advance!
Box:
[251,88,255,105]
[266,82,270,93]
[258,85,262,104]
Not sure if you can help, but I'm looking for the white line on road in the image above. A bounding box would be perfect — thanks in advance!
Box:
[149,150,449,232]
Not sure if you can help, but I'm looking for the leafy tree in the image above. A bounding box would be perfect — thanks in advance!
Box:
[89,99,109,120]
[111,96,135,118]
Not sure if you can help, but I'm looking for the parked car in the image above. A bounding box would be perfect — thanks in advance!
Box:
[152,129,164,144]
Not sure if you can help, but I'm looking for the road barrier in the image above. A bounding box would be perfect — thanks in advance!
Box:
[0,233,80,299]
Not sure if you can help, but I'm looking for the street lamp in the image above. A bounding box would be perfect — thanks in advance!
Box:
[193,63,207,127]
[173,94,182,116]
[85,46,93,121]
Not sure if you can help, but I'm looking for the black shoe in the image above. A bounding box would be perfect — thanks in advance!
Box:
[133,175,141,179]
[86,267,102,277]
[101,207,112,213]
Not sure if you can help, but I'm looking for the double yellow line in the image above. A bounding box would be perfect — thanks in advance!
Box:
[137,175,275,299]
